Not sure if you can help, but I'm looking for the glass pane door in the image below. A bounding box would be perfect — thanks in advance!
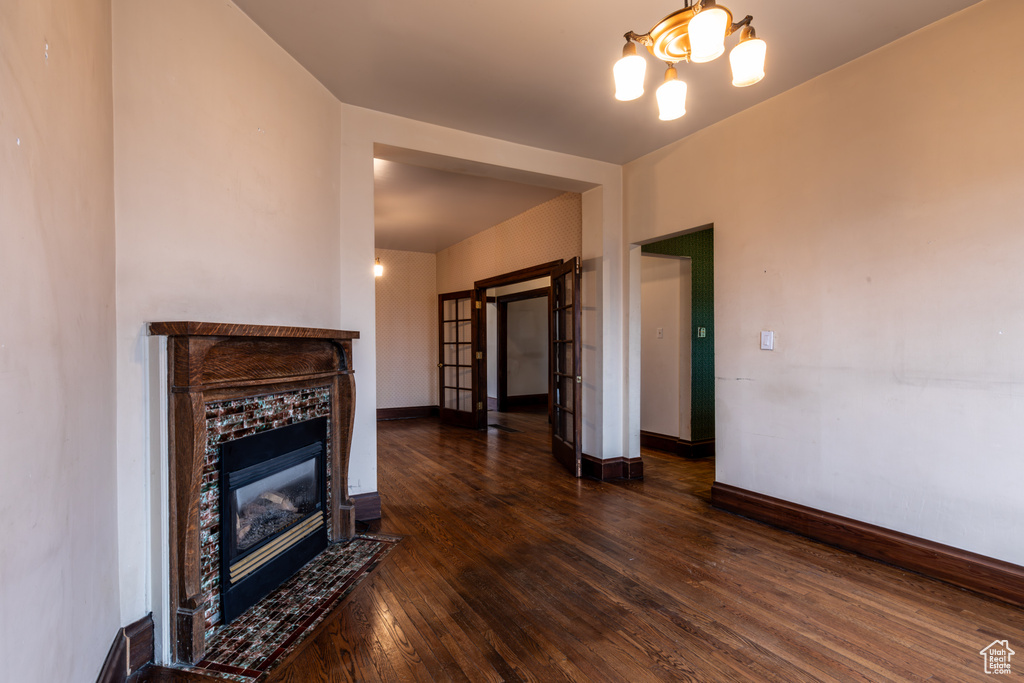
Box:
[550,258,582,475]
[439,290,482,428]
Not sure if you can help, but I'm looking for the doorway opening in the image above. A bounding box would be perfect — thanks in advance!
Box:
[487,277,550,415]
[638,227,715,458]
[435,259,583,476]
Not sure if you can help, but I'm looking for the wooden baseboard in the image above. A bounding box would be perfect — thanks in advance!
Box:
[96,613,154,683]
[711,482,1024,608]
[352,492,382,521]
[506,393,547,408]
[640,431,715,459]
[376,405,439,421]
[581,454,644,481]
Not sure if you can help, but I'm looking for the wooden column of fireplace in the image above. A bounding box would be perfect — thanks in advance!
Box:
[148,321,359,664]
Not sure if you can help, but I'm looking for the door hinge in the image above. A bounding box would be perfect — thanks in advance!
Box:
[475,300,482,309]
[477,402,483,410]
[476,351,483,360]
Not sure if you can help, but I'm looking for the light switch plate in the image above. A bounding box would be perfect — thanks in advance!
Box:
[760,330,774,350]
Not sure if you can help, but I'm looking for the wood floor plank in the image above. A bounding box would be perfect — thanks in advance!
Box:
[138,411,1024,682]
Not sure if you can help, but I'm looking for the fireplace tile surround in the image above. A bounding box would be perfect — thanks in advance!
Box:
[149,321,360,664]
[200,386,333,638]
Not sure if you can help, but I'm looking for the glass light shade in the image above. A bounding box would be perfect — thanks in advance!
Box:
[613,53,647,101]
[687,7,728,63]
[730,37,766,87]
[656,70,687,121]
[373,258,383,277]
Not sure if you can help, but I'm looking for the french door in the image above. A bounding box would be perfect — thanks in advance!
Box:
[550,257,582,476]
[438,290,485,429]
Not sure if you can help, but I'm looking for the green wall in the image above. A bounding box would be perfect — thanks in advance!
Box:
[641,228,714,442]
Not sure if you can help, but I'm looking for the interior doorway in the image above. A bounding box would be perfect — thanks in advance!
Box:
[437,258,583,476]
[638,227,715,459]
[486,277,551,415]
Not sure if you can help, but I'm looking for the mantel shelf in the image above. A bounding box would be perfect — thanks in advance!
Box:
[148,321,359,340]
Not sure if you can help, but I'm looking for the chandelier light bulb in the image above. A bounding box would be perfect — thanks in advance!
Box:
[614,42,647,101]
[374,258,383,278]
[730,28,766,87]
[656,67,687,121]
[687,5,729,63]
[614,2,763,120]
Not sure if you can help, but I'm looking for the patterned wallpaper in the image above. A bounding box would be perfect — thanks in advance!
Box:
[436,192,582,293]
[374,249,438,409]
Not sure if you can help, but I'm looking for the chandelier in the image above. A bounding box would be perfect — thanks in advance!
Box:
[614,0,766,120]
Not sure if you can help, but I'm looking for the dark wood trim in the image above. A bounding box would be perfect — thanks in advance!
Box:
[581,453,644,481]
[640,431,715,459]
[639,430,677,454]
[96,628,127,683]
[376,405,439,420]
[497,287,550,304]
[711,482,1024,609]
[148,321,358,340]
[507,393,547,408]
[96,614,154,683]
[474,260,562,290]
[125,614,155,676]
[352,492,382,522]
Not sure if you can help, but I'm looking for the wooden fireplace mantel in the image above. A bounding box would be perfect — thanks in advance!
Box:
[149,321,360,664]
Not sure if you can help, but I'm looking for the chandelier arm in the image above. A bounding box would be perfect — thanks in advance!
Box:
[727,14,753,37]
[625,30,654,48]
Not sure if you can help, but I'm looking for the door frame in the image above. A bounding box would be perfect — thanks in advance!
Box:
[495,287,552,416]
[475,260,563,418]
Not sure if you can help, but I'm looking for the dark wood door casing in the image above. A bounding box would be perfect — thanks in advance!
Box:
[495,287,552,416]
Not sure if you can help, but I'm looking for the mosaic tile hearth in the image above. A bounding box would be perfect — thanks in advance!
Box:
[184,533,401,682]
[200,386,333,639]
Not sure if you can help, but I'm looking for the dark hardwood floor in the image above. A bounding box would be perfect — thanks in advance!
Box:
[137,411,1024,682]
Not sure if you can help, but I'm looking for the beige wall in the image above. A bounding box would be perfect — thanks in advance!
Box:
[625,0,1024,564]
[113,0,345,654]
[375,249,438,409]
[436,192,582,292]
[0,0,120,680]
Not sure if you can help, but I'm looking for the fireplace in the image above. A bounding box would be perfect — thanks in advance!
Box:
[149,321,359,664]
[219,417,328,624]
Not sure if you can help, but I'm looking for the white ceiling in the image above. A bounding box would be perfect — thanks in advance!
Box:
[232,0,981,252]
[233,0,979,164]
[373,158,564,253]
